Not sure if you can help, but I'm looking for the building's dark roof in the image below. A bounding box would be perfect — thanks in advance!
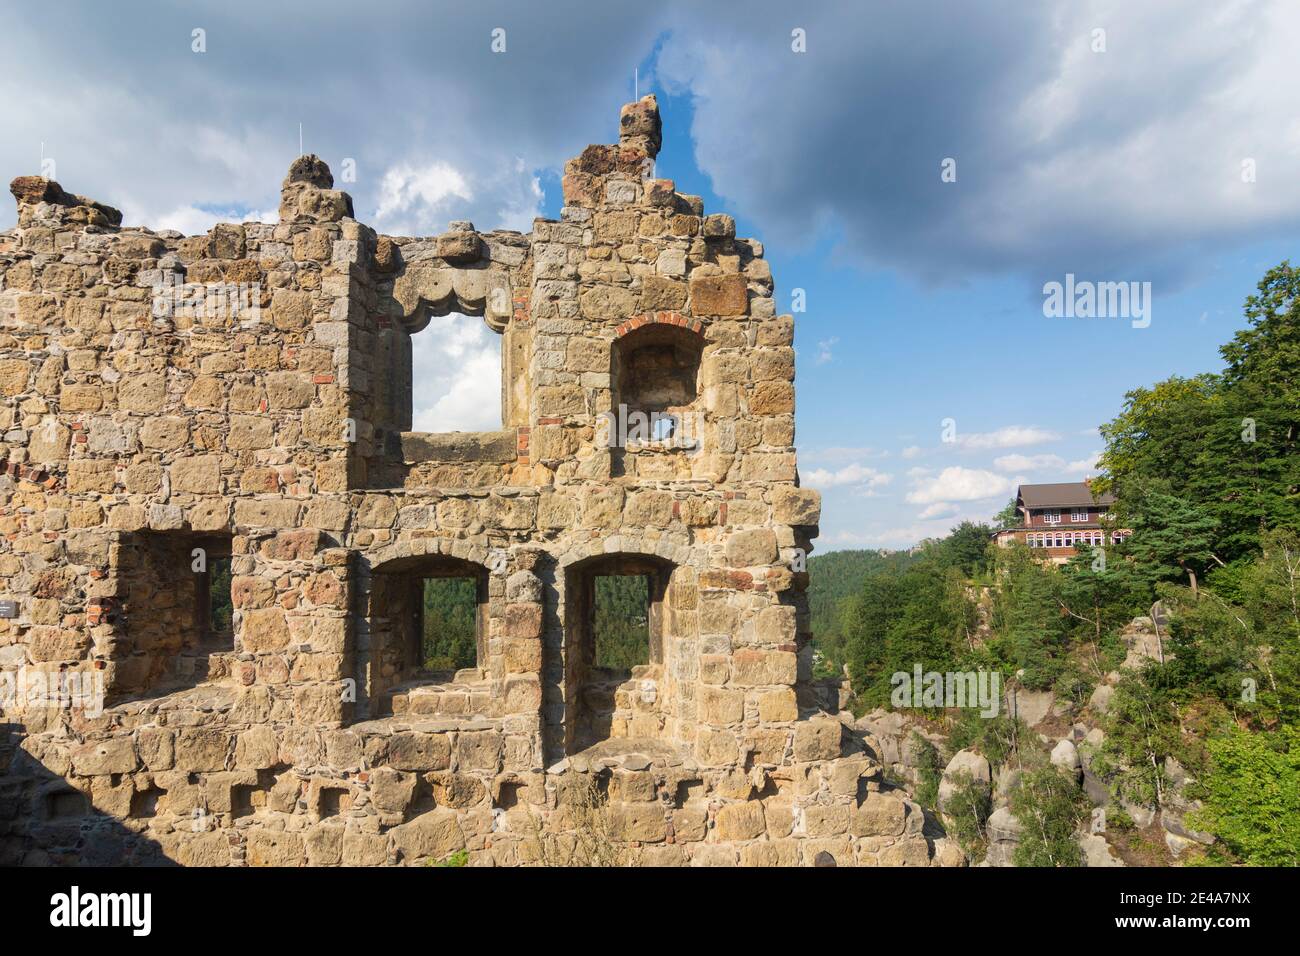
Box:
[1018,481,1116,509]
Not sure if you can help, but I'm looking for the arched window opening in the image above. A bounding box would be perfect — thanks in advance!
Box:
[611,324,703,447]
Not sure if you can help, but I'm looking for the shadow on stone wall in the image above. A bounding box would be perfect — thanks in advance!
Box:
[0,722,175,866]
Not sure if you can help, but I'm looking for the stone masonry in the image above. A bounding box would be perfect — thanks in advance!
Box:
[0,97,958,866]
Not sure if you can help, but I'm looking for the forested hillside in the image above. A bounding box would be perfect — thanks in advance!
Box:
[809,522,996,680]
[809,261,1300,866]
[807,549,917,674]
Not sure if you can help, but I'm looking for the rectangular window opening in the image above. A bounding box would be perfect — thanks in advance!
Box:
[420,576,480,672]
[197,542,233,650]
[592,574,651,672]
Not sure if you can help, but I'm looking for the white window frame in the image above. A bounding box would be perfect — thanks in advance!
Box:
[1042,510,1061,525]
[1071,508,1089,522]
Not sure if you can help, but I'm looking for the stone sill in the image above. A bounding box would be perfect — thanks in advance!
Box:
[400,429,517,464]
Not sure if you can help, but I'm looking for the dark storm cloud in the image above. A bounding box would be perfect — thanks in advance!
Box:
[657,0,1300,288]
[0,0,671,231]
[2,0,1296,291]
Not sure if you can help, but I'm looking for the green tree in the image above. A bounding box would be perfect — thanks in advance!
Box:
[909,732,944,810]
[1243,532,1300,724]
[1010,766,1088,867]
[1098,261,1300,565]
[944,770,992,858]
[988,543,1067,688]
[1189,724,1300,866]
[842,561,967,710]
[593,575,651,669]
[1123,487,1220,595]
[808,548,919,676]
[934,521,996,578]
[993,497,1021,531]
[423,577,478,670]
[1097,375,1218,509]
[1093,673,1185,807]
[1056,544,1149,656]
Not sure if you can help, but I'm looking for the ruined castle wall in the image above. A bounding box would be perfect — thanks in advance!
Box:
[0,100,961,868]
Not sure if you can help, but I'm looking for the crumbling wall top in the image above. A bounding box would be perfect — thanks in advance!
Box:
[8,176,123,229]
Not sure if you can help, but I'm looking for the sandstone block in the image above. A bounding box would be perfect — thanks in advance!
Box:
[714,801,765,841]
[118,373,165,413]
[610,803,667,842]
[387,732,452,771]
[266,371,315,409]
[171,455,221,494]
[247,831,305,867]
[878,838,931,867]
[772,486,822,525]
[804,804,851,837]
[698,685,744,724]
[71,738,137,776]
[391,811,464,863]
[726,528,778,567]
[852,794,907,837]
[240,608,291,652]
[689,274,747,316]
[455,731,502,772]
[793,719,843,762]
[174,730,230,772]
[67,460,117,494]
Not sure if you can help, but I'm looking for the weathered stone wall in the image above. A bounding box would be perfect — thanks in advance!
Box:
[0,97,960,866]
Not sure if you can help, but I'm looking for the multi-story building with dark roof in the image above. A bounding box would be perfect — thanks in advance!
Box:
[993,480,1130,565]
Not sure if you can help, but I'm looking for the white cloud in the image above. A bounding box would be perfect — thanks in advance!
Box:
[496,159,545,232]
[917,502,959,520]
[0,1,645,236]
[410,314,503,433]
[373,161,474,236]
[814,337,838,364]
[955,426,1061,450]
[993,452,1066,472]
[901,445,922,460]
[804,463,892,490]
[905,466,1019,505]
[371,158,543,238]
[136,205,278,235]
[1067,452,1102,473]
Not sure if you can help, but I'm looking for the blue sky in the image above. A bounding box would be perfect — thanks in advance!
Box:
[3,1,1297,549]
[635,83,1295,549]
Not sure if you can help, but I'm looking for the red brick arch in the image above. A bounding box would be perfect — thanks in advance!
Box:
[613,311,705,339]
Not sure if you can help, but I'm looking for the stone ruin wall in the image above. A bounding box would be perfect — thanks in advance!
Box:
[0,97,961,867]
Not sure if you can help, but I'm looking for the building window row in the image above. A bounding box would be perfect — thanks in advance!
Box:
[1028,531,1130,548]
[1039,508,1095,524]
